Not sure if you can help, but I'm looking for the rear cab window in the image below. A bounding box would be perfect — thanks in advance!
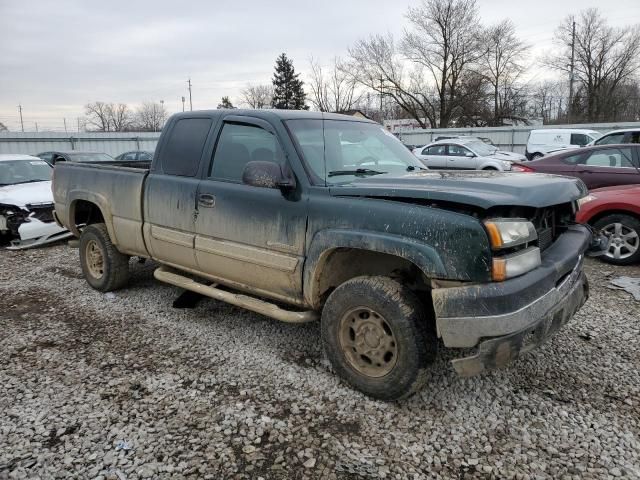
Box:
[158,118,212,176]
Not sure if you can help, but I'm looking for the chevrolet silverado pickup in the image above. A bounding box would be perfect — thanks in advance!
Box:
[53,110,597,400]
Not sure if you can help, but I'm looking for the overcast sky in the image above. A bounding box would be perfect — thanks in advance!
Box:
[1,0,639,132]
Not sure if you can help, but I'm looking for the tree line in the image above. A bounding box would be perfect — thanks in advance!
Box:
[84,101,168,132]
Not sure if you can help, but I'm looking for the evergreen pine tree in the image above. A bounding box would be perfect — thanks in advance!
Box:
[271,53,308,110]
[217,96,235,109]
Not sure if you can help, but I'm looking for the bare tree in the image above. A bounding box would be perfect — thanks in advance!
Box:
[108,103,132,132]
[547,8,640,122]
[401,0,483,127]
[530,81,566,124]
[85,102,112,132]
[345,34,437,128]
[479,19,529,125]
[240,84,273,109]
[308,57,362,112]
[134,102,168,131]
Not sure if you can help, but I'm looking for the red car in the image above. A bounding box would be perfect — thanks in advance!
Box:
[513,144,640,190]
[576,184,640,265]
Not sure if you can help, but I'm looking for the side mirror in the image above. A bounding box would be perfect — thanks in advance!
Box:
[242,161,296,191]
[465,152,475,158]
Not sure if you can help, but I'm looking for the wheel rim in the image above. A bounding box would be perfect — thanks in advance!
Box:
[601,222,639,260]
[338,307,398,378]
[85,239,105,279]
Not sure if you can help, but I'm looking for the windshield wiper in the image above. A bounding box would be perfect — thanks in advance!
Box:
[328,168,387,178]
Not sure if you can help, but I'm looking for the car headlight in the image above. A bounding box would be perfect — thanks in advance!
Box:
[492,247,541,281]
[484,219,537,250]
[501,160,512,169]
[577,194,596,208]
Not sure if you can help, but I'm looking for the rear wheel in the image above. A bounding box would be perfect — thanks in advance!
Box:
[321,276,436,400]
[79,223,130,291]
[593,214,640,265]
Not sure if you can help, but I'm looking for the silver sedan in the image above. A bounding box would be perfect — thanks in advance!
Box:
[413,139,526,171]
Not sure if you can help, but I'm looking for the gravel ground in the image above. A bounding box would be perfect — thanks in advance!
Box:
[0,244,638,480]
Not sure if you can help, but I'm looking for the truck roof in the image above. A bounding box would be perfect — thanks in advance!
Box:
[168,109,376,123]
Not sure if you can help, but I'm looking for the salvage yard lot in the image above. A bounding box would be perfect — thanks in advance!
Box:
[1,245,639,479]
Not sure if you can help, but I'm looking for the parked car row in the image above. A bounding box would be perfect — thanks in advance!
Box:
[35,150,154,165]
[525,127,640,159]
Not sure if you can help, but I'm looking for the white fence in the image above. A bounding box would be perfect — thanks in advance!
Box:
[0,132,161,157]
[397,121,640,153]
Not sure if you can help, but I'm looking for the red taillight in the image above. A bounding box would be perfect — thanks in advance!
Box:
[511,164,534,173]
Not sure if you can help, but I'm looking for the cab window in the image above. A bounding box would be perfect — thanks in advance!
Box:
[210,122,285,182]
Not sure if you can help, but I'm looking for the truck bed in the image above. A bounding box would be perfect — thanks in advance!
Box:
[52,161,150,257]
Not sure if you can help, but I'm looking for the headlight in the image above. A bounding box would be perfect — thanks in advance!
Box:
[501,160,512,169]
[577,194,596,208]
[492,247,541,281]
[484,219,537,250]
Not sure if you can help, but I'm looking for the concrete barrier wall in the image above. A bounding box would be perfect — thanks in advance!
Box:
[397,121,640,153]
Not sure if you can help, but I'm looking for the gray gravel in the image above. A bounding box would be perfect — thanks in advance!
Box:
[0,244,639,479]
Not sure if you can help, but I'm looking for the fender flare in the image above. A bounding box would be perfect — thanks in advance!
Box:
[68,190,118,244]
[303,229,447,307]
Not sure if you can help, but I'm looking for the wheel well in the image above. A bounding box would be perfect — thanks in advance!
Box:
[314,248,430,306]
[73,200,105,227]
[482,166,498,170]
[586,209,639,227]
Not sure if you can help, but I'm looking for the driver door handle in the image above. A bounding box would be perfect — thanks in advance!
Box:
[198,194,216,208]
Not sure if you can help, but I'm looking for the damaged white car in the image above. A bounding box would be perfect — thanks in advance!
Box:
[0,154,72,249]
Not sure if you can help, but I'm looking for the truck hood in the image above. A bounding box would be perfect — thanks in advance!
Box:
[330,171,587,210]
[0,181,53,209]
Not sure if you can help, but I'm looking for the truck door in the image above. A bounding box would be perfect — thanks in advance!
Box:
[143,117,213,269]
[193,116,307,303]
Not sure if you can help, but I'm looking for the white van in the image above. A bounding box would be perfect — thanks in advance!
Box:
[525,129,601,160]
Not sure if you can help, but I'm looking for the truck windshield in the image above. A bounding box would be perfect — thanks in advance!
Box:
[287,119,425,185]
[0,159,52,186]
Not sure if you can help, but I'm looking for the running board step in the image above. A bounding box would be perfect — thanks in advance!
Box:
[154,267,318,324]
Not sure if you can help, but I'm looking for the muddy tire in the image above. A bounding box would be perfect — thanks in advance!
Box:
[79,223,130,292]
[593,214,640,265]
[321,276,436,401]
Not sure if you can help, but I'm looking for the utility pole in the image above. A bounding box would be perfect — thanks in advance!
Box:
[18,104,24,132]
[568,20,576,124]
[379,77,384,123]
[187,78,193,111]
[63,118,68,133]
[35,122,38,133]
[181,96,185,112]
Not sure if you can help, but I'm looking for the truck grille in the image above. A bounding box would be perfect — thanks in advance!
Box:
[532,208,556,252]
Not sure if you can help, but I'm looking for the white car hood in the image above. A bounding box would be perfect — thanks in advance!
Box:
[491,150,526,161]
[0,181,53,209]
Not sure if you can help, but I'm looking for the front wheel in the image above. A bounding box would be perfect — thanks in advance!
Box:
[79,223,130,291]
[593,214,640,265]
[321,276,436,400]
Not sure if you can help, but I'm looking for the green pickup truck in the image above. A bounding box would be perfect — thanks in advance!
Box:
[52,110,597,400]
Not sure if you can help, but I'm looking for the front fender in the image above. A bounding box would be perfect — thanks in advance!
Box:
[303,229,447,307]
